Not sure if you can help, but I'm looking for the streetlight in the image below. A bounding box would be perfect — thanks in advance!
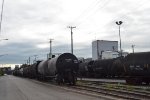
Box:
[116,21,123,57]
[0,39,8,58]
[131,45,135,53]
[0,54,7,57]
[0,38,8,41]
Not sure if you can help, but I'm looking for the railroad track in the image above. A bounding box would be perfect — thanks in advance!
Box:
[28,77,150,100]
[100,83,150,95]
[44,80,150,99]
[71,84,150,100]
[78,79,150,91]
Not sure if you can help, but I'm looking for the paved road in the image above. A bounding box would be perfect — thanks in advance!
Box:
[0,75,105,100]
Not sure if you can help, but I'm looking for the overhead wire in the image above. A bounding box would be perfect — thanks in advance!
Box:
[73,0,149,30]
[113,0,149,20]
[72,0,100,22]
[76,0,110,27]
[71,0,150,42]
[72,0,110,27]
[90,0,150,32]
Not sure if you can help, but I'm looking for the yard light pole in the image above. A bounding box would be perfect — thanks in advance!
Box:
[116,21,123,57]
[131,45,135,53]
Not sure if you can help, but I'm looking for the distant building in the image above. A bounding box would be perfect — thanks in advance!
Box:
[101,51,128,59]
[15,65,20,68]
[102,51,119,59]
[92,40,118,60]
[78,57,85,63]
[84,58,92,62]
[78,57,92,63]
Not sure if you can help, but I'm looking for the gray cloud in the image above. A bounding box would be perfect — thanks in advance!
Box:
[0,0,150,64]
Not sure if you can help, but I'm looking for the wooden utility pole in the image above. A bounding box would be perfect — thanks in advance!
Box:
[68,26,76,54]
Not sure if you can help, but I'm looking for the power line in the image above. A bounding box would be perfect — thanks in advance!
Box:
[0,0,5,35]
[73,0,101,22]
[75,0,110,27]
[88,0,150,33]
[75,0,149,31]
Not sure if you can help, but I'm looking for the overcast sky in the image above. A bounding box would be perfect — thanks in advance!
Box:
[0,0,150,64]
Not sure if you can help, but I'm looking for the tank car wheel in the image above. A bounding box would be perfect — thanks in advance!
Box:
[72,78,76,85]
[145,81,149,85]
[126,78,135,85]
[126,78,142,85]
[42,75,46,81]
[56,74,63,85]
[67,72,76,85]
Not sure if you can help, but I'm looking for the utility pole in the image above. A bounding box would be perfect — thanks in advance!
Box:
[27,59,29,65]
[33,55,38,63]
[131,45,135,53]
[24,60,28,64]
[68,26,76,54]
[0,0,5,35]
[28,57,30,65]
[49,39,53,58]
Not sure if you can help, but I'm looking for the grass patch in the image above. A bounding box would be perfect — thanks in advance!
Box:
[103,83,134,91]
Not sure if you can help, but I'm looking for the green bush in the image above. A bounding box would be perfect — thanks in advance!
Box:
[0,69,4,76]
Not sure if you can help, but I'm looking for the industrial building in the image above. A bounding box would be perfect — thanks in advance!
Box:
[92,40,118,60]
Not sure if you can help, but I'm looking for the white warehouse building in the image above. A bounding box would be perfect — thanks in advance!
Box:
[92,40,118,60]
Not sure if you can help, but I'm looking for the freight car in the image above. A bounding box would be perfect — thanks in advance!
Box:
[13,66,20,76]
[13,53,79,85]
[47,53,79,84]
[124,52,150,85]
[79,52,150,85]
[79,58,124,78]
[91,59,115,78]
[78,60,94,78]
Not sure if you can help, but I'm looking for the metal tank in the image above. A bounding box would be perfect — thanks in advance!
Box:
[111,58,125,77]
[92,59,115,78]
[37,60,49,76]
[29,61,41,78]
[78,60,94,77]
[47,53,79,84]
[124,52,150,84]
[48,53,79,76]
